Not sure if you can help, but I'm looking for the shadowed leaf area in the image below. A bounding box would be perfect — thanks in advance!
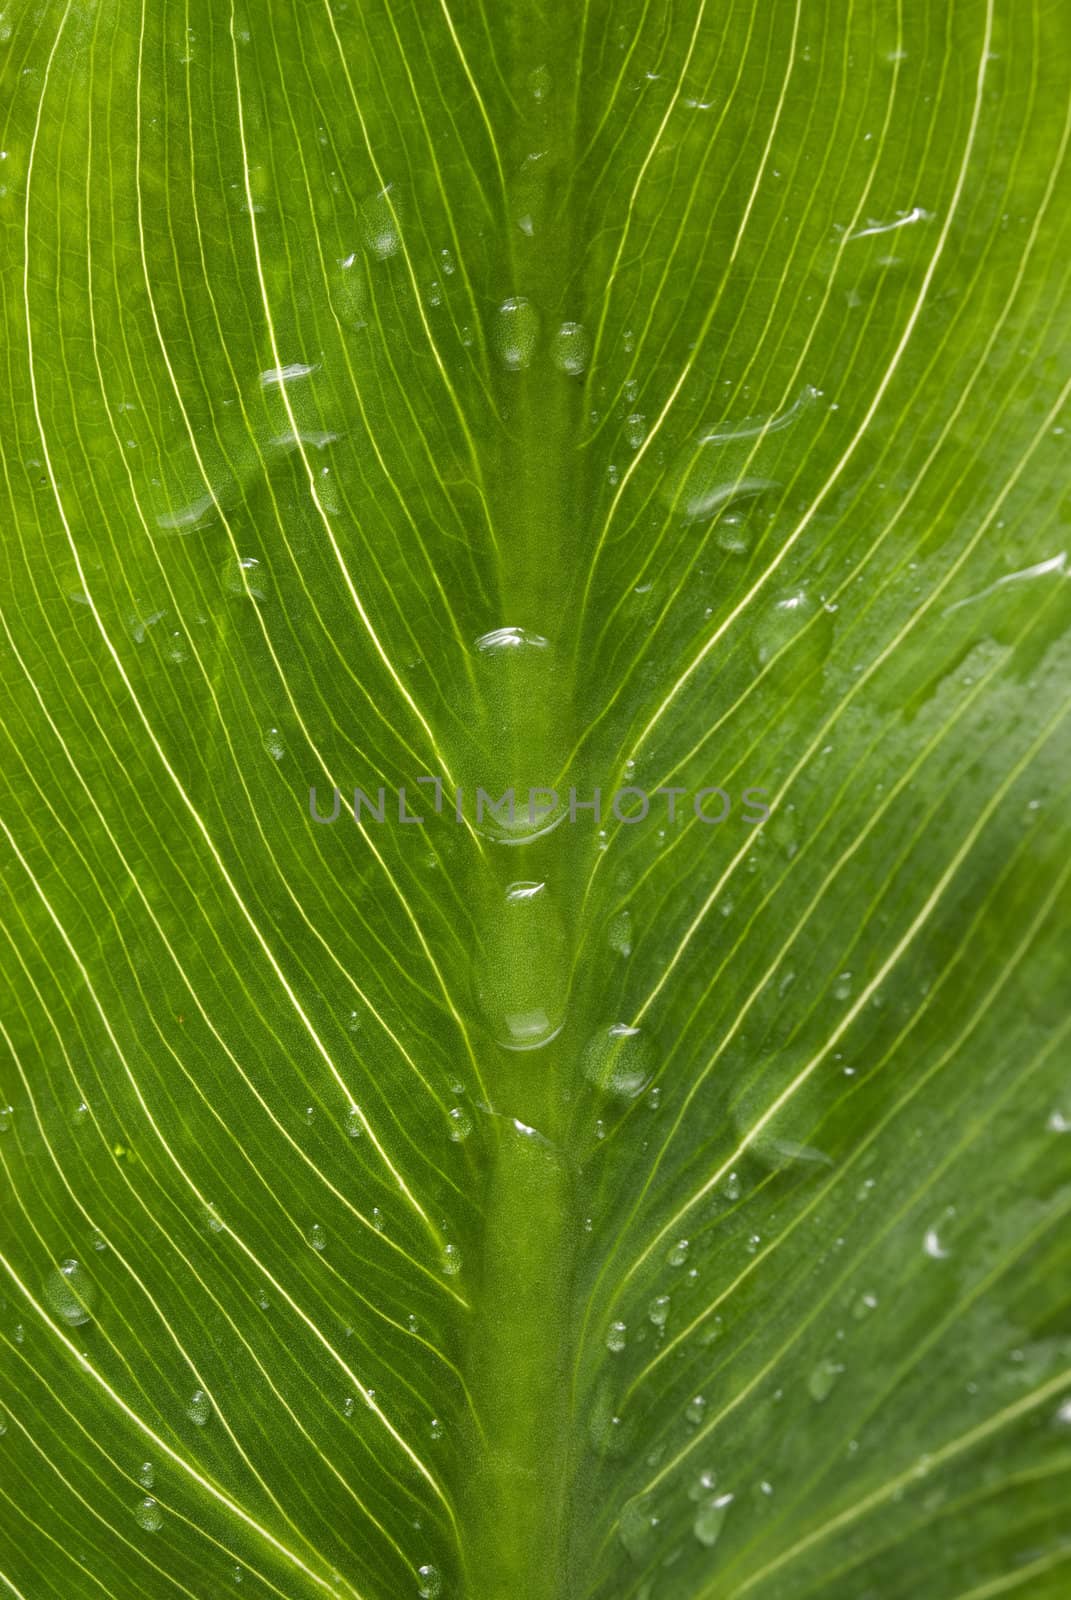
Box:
[1,1,1070,1597]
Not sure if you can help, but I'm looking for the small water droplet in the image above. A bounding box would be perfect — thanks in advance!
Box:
[187,1389,211,1426]
[345,1105,363,1138]
[429,1416,444,1440]
[43,1259,98,1327]
[0,1105,14,1133]
[263,727,285,761]
[308,1223,327,1252]
[343,1396,356,1418]
[808,1357,845,1402]
[440,1242,461,1276]
[494,297,540,371]
[648,1294,670,1328]
[692,1492,733,1549]
[416,1564,442,1599]
[137,1461,154,1489]
[134,1496,162,1532]
[550,319,591,376]
[447,1106,472,1142]
[688,1468,718,1501]
[685,1394,707,1426]
[625,413,646,449]
[606,1319,628,1353]
[608,909,633,957]
[852,1291,878,1320]
[360,186,401,259]
[667,1238,690,1267]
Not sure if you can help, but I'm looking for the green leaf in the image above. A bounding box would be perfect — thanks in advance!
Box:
[2,2,1069,1598]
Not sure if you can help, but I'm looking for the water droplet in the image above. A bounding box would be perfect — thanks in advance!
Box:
[608,909,633,957]
[667,1238,690,1267]
[345,1105,363,1138]
[474,625,548,655]
[808,1357,845,1402]
[606,1319,628,1353]
[583,1023,652,1100]
[924,1226,950,1259]
[0,1105,13,1133]
[137,1461,154,1490]
[625,413,646,449]
[474,880,568,1049]
[134,1497,162,1532]
[832,972,853,1000]
[846,206,934,241]
[493,297,539,371]
[852,1291,878,1320]
[416,1564,441,1599]
[308,1223,327,1252]
[688,1468,718,1501]
[550,320,591,375]
[692,1492,733,1549]
[43,1260,98,1327]
[440,1242,461,1277]
[648,1294,670,1328]
[685,1394,707,1426]
[263,727,285,761]
[667,389,817,523]
[619,1493,659,1560]
[447,1106,472,1142]
[343,1396,356,1418]
[221,555,269,602]
[360,186,401,259]
[440,247,455,276]
[187,1389,211,1426]
[753,586,834,675]
[259,362,318,390]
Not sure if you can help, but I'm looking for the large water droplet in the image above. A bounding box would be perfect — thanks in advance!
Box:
[308,1223,327,1252]
[667,387,817,522]
[43,1259,97,1327]
[474,625,548,655]
[583,1023,652,1100]
[618,1493,659,1561]
[221,555,269,602]
[473,880,568,1051]
[493,297,539,371]
[752,586,834,675]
